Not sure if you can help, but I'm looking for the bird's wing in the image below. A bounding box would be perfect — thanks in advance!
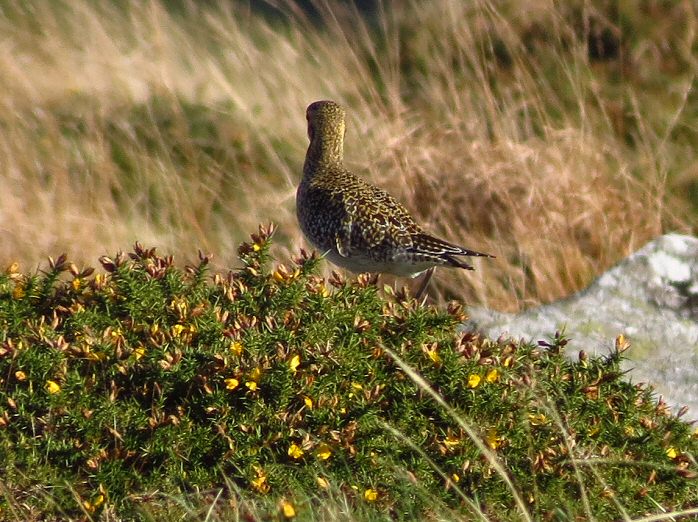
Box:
[342,181,420,252]
[335,217,353,257]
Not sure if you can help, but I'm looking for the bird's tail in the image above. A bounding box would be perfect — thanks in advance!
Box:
[443,255,475,270]
[413,233,495,259]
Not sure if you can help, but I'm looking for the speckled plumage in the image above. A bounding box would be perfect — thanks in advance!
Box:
[296,100,493,278]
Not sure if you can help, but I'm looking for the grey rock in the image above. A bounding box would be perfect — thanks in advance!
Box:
[465,234,698,421]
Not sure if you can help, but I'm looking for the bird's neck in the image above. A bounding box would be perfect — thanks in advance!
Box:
[303,134,344,177]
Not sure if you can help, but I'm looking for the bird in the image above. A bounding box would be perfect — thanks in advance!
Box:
[296,100,494,298]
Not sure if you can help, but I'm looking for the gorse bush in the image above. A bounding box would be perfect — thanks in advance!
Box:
[0,225,696,521]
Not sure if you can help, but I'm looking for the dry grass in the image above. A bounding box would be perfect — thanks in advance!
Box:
[0,0,695,311]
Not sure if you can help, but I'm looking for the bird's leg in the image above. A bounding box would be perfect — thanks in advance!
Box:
[414,267,435,301]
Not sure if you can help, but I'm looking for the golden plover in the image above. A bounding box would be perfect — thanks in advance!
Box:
[296,100,494,297]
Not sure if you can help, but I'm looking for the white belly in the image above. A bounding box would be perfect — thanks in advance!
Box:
[322,249,432,278]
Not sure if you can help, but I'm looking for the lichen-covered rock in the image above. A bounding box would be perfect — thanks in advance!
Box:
[465,234,698,420]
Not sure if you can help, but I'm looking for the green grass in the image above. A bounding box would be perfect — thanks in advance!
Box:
[0,226,696,521]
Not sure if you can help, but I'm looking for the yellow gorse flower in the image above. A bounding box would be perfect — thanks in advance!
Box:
[363,488,378,502]
[250,469,269,493]
[245,381,258,391]
[528,413,548,426]
[303,396,313,409]
[426,347,441,365]
[12,284,25,299]
[15,371,27,381]
[443,435,460,447]
[225,378,239,390]
[83,494,105,513]
[289,354,301,373]
[280,499,296,518]
[615,333,630,353]
[272,264,299,284]
[170,297,188,316]
[230,341,243,355]
[486,429,504,450]
[485,368,499,383]
[467,374,481,388]
[666,446,678,459]
[46,380,61,394]
[288,443,304,460]
[315,442,332,460]
[171,324,185,337]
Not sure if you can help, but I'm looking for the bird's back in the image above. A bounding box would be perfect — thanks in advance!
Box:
[297,162,422,263]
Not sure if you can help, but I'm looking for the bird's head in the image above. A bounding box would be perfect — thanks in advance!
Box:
[306,100,346,145]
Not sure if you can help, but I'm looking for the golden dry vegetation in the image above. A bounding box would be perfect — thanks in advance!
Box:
[0,0,695,311]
